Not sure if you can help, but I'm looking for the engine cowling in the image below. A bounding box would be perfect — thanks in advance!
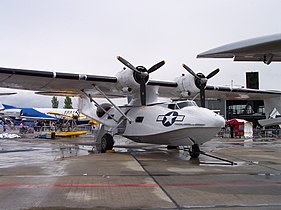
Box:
[116,68,141,93]
[116,56,165,106]
[175,74,200,98]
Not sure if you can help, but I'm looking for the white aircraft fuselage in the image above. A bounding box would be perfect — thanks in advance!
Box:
[123,105,225,146]
[80,98,225,147]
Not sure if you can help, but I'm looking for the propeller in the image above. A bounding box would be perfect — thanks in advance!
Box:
[182,64,219,108]
[117,56,165,105]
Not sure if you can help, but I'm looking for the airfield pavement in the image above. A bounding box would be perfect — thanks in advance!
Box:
[0,134,281,210]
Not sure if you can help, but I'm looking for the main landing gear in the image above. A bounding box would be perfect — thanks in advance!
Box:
[95,124,115,153]
[189,144,201,158]
[188,144,237,165]
[100,134,114,153]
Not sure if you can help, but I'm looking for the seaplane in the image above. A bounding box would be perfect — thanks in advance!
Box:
[0,55,281,158]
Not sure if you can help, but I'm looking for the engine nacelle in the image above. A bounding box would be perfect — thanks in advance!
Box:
[0,109,22,117]
[116,68,141,93]
[175,74,200,97]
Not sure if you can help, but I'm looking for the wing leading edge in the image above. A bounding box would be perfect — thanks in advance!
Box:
[0,66,281,100]
[197,33,281,64]
[156,84,281,100]
[0,67,178,98]
[205,85,281,100]
[0,67,120,97]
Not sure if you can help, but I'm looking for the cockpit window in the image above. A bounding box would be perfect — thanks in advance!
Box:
[177,101,197,108]
[167,101,197,109]
[168,104,176,110]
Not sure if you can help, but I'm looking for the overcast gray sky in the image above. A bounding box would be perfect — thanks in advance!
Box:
[0,0,281,108]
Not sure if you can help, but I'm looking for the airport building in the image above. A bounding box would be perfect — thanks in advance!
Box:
[198,98,264,127]
[199,72,265,127]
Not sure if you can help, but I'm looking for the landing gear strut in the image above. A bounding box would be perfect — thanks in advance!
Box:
[100,134,114,153]
[189,144,200,158]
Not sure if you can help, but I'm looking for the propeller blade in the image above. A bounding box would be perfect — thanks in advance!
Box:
[140,79,146,105]
[148,60,165,73]
[117,56,166,106]
[117,56,140,73]
[206,68,220,79]
[182,64,200,79]
[200,86,206,108]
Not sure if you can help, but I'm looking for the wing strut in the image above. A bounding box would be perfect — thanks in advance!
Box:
[92,85,132,124]
[81,90,118,123]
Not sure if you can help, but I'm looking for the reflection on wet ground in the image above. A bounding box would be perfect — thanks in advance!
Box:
[0,139,89,168]
[1,135,281,209]
[1,135,281,169]
[114,136,281,167]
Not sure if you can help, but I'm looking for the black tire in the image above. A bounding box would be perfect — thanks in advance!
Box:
[189,144,200,158]
[100,134,114,153]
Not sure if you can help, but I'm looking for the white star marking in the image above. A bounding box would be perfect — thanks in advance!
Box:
[164,114,177,124]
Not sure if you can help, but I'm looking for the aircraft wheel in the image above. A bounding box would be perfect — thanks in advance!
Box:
[100,134,114,153]
[189,144,200,158]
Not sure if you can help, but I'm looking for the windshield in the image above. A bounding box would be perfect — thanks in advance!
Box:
[168,101,197,109]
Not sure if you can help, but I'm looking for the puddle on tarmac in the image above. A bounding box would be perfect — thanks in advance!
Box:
[0,139,89,168]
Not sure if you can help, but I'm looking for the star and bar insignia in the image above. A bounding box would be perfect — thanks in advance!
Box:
[156,111,185,127]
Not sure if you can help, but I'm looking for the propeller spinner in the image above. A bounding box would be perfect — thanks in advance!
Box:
[182,64,219,108]
[117,56,165,105]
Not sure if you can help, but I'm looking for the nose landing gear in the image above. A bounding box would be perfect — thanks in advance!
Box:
[188,143,237,165]
[189,144,201,158]
[100,133,114,153]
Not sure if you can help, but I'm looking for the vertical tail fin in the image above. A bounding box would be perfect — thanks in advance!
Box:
[264,96,281,119]
[259,97,281,127]
[0,102,4,110]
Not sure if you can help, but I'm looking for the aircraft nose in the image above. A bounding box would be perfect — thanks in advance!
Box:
[214,114,225,127]
[198,108,225,128]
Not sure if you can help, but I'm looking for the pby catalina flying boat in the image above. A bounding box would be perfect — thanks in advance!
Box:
[0,56,281,158]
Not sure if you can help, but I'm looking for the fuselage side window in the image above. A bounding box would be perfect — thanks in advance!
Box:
[135,116,144,123]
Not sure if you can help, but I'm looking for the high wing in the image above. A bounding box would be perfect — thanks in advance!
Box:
[197,33,281,65]
[205,85,281,100]
[157,84,281,100]
[0,67,120,97]
[0,67,177,98]
[0,67,281,101]
[0,66,178,98]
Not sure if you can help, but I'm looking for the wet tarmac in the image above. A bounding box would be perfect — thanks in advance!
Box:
[0,135,281,209]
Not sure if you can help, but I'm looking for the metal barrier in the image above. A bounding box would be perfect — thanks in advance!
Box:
[217,127,281,139]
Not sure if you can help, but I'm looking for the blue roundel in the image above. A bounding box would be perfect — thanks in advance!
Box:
[162,111,178,127]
